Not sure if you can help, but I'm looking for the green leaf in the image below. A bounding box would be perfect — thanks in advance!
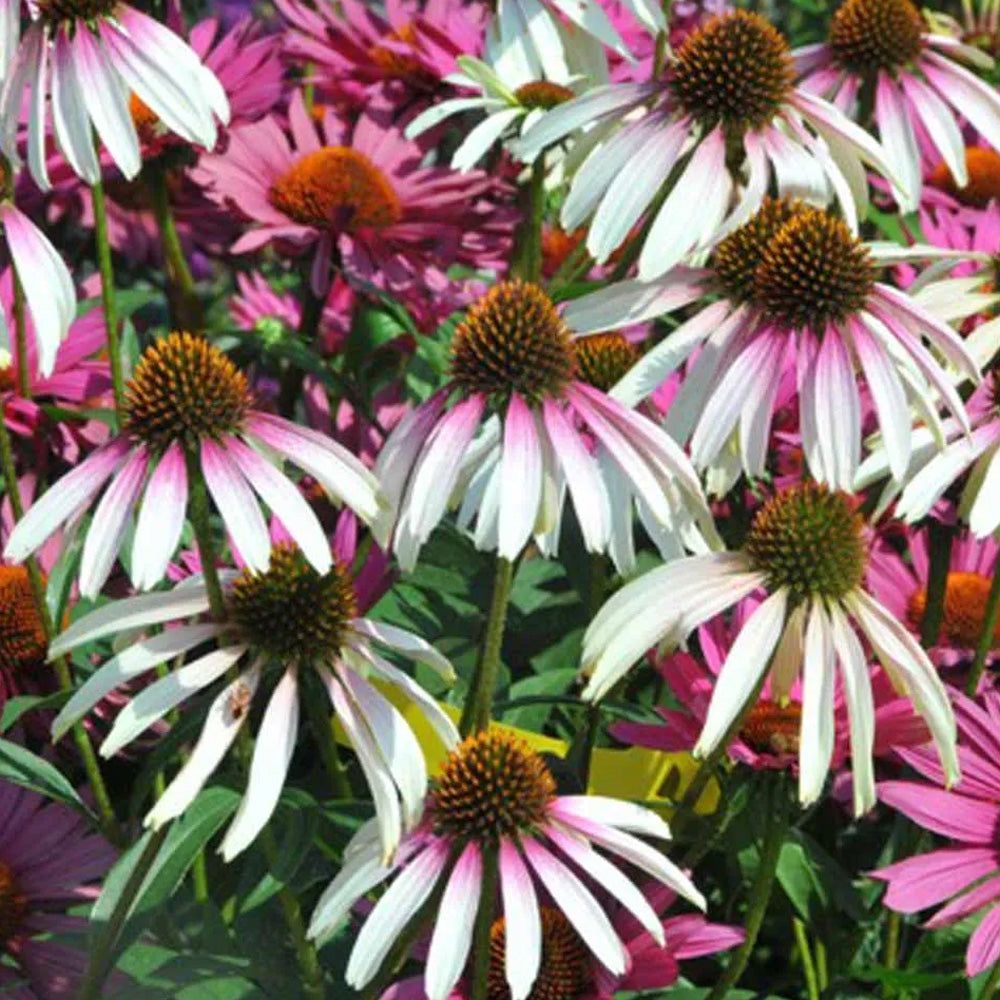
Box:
[0,736,90,814]
[776,828,865,923]
[0,691,68,733]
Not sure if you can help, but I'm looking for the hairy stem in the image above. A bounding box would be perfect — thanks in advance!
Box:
[919,520,954,648]
[90,175,126,423]
[966,564,1000,696]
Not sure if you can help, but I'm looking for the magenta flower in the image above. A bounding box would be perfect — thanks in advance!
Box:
[374,280,718,572]
[379,883,742,1000]
[3,332,383,597]
[567,198,980,491]
[795,0,1000,211]
[276,0,486,107]
[868,526,1000,669]
[873,690,1000,976]
[196,91,515,298]
[308,730,704,1000]
[0,780,117,1000]
[0,0,229,187]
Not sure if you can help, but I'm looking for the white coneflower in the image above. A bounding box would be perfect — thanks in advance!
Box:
[49,543,459,862]
[373,280,718,572]
[515,10,899,280]
[3,332,384,597]
[0,0,228,187]
[581,482,959,816]
[566,198,980,491]
[308,729,703,1000]
[796,0,1000,209]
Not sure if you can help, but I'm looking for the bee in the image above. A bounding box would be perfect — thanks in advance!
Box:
[228,683,253,721]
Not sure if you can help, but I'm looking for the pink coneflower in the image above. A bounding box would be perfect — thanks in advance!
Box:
[795,0,1000,210]
[308,729,704,1000]
[0,780,117,1000]
[516,10,898,280]
[582,481,959,815]
[380,884,742,1000]
[868,526,1000,669]
[0,196,75,378]
[374,280,718,572]
[3,332,383,597]
[230,270,354,358]
[566,198,980,490]
[196,91,515,298]
[276,0,486,107]
[872,689,1000,977]
[0,0,229,188]
[0,565,50,713]
[49,542,458,862]
[612,602,930,793]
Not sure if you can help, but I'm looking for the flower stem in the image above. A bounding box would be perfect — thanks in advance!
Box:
[184,449,228,621]
[919,520,954,648]
[704,777,788,1000]
[966,563,1000,695]
[148,166,200,331]
[0,406,119,842]
[460,556,515,737]
[90,174,126,423]
[468,845,499,1000]
[261,825,327,1000]
[12,270,30,399]
[793,917,821,1000]
[510,159,546,284]
[302,670,352,799]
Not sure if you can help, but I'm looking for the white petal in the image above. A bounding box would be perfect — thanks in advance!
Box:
[798,603,837,806]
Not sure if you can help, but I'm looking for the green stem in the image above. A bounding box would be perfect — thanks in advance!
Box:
[510,159,546,284]
[148,166,200,331]
[302,671,352,799]
[190,851,209,904]
[77,826,171,1000]
[980,957,1000,1000]
[0,409,119,842]
[260,825,327,1000]
[919,520,954,648]
[966,564,1000,695]
[459,556,515,736]
[277,278,324,419]
[90,174,126,424]
[12,272,30,399]
[184,449,228,621]
[469,846,499,1000]
[704,778,787,1000]
[883,909,901,974]
[793,917,821,1000]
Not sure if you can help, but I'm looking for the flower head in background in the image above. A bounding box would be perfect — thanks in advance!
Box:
[582,481,959,815]
[0,0,229,188]
[0,780,117,1000]
[196,92,515,298]
[868,526,1000,670]
[567,198,980,491]
[516,10,899,280]
[873,689,1000,977]
[795,0,1000,209]
[3,332,383,597]
[276,0,487,108]
[0,194,75,377]
[49,542,458,861]
[375,280,718,572]
[380,884,742,1000]
[405,19,608,173]
[0,564,49,712]
[309,729,704,1000]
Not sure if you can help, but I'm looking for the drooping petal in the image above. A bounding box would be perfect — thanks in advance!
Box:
[131,441,188,591]
[424,842,482,1000]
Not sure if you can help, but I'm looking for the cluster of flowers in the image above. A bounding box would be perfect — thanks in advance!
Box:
[5,0,1000,996]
